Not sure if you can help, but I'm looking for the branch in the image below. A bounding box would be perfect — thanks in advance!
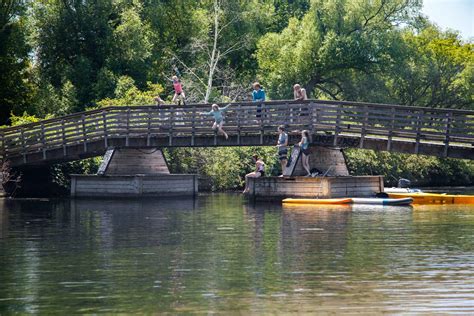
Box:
[168,52,208,89]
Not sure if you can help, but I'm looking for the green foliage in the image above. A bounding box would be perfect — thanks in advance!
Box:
[345,149,474,186]
[0,0,32,124]
[96,76,163,107]
[51,157,101,190]
[164,147,280,191]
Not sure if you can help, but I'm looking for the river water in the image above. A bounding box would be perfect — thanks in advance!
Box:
[1,194,473,314]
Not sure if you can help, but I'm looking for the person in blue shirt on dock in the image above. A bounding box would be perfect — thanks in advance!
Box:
[252,82,266,119]
[201,103,231,139]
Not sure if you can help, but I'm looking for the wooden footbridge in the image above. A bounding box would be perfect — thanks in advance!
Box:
[1,100,473,167]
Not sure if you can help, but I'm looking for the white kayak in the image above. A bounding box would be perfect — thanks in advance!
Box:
[384,188,422,193]
[352,197,413,206]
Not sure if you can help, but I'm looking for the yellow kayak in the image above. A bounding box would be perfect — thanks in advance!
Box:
[282,198,353,205]
[387,192,474,205]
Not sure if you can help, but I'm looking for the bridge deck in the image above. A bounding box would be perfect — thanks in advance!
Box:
[1,100,473,166]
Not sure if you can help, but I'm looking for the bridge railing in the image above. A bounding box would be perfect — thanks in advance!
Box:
[0,100,473,162]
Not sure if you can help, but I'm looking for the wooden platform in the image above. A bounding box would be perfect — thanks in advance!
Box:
[246,176,384,200]
[70,174,198,197]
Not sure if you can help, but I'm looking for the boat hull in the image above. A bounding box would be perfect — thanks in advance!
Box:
[352,197,413,205]
[387,193,474,204]
[282,198,352,205]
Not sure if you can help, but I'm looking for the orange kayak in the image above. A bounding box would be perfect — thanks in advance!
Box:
[387,193,474,205]
[282,198,353,205]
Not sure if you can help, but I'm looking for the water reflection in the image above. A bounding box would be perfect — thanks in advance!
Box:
[0,195,473,314]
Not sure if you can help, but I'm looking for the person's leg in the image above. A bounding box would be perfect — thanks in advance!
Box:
[218,122,228,139]
[172,93,178,103]
[181,92,186,105]
[280,159,287,175]
[303,155,311,176]
[212,122,218,131]
[243,172,256,193]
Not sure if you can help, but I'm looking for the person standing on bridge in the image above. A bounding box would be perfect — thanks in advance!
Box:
[243,154,265,194]
[201,103,231,139]
[252,82,266,120]
[276,125,288,176]
[298,130,311,177]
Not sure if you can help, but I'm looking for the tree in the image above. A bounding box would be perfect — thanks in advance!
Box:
[0,0,32,124]
[387,26,473,109]
[256,0,422,99]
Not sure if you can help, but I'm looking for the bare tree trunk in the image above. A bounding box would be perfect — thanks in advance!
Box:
[205,0,220,104]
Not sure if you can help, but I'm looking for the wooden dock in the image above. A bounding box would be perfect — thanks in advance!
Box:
[246,176,384,200]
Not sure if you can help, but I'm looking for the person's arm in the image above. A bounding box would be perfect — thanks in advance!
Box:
[200,110,213,116]
[301,88,307,100]
[260,90,266,101]
[252,91,257,102]
[221,104,231,112]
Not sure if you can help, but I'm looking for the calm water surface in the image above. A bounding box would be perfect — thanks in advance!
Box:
[1,194,473,314]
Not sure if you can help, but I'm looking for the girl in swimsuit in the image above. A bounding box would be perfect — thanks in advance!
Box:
[298,130,311,176]
[201,103,231,139]
[243,155,265,194]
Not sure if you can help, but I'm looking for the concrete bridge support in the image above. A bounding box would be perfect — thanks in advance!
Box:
[292,146,349,176]
[71,148,198,197]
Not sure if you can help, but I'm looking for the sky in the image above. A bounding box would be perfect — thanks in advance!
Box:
[422,0,473,40]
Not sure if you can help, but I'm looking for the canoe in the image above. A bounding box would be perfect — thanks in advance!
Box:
[352,197,413,205]
[282,198,353,205]
[387,192,474,204]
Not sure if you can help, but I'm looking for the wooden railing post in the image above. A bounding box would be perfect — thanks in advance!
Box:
[20,127,26,163]
[41,123,46,160]
[259,102,264,145]
[0,131,4,160]
[126,108,130,146]
[360,105,369,149]
[146,108,151,146]
[169,108,174,146]
[82,114,87,152]
[61,119,66,156]
[102,110,108,148]
[333,108,341,147]
[443,112,452,157]
[237,104,241,145]
[414,110,423,154]
[191,106,195,146]
[387,107,395,151]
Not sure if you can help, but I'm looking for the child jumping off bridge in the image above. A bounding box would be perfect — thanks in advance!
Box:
[164,67,186,105]
[201,103,231,139]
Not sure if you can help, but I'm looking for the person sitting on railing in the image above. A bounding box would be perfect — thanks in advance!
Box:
[201,103,231,140]
[293,84,307,100]
[243,154,265,194]
[154,95,166,105]
[252,82,266,120]
[294,83,308,117]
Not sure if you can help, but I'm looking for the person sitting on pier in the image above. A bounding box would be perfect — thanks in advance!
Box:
[243,154,265,194]
[276,125,288,176]
[201,103,231,139]
[298,130,311,177]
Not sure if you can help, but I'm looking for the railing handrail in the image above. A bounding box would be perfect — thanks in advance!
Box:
[1,99,473,133]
